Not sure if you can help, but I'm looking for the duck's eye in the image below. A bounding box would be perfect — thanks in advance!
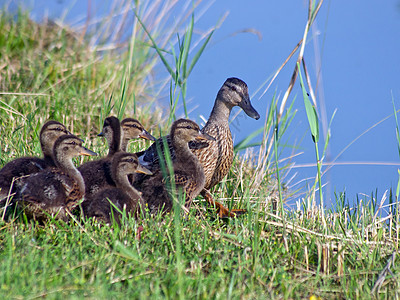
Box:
[230,85,238,92]
[186,125,192,130]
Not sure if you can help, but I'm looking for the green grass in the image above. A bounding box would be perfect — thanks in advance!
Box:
[1,4,400,299]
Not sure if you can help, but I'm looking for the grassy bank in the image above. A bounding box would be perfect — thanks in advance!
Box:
[0,4,399,299]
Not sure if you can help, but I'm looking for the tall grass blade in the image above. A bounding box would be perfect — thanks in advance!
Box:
[298,62,319,143]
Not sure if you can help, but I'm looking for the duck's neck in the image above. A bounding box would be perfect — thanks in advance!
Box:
[120,138,129,152]
[115,172,144,208]
[107,130,122,157]
[206,98,233,126]
[55,155,85,194]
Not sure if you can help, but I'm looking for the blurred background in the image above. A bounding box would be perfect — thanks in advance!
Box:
[3,0,400,208]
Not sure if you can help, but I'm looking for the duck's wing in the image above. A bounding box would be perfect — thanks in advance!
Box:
[137,136,174,170]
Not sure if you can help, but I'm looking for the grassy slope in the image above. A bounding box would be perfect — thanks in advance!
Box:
[0,11,399,299]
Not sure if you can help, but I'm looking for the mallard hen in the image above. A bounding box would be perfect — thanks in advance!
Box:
[17,134,97,222]
[137,78,260,217]
[0,120,70,202]
[138,119,214,215]
[82,152,152,225]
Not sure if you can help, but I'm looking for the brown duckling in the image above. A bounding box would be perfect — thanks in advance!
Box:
[120,118,155,152]
[17,134,97,222]
[79,116,153,197]
[0,120,70,202]
[137,78,260,217]
[138,119,214,215]
[78,116,122,196]
[82,152,152,225]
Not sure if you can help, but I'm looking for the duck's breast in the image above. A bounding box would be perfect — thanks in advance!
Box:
[191,123,233,189]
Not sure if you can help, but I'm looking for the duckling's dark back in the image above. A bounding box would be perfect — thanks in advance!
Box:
[0,120,69,202]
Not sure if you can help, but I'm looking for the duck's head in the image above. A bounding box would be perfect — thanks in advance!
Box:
[53,134,97,164]
[40,120,71,157]
[121,118,156,141]
[171,119,215,145]
[98,116,122,154]
[218,77,260,120]
[112,152,153,177]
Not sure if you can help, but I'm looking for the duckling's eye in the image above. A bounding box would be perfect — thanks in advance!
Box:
[230,85,238,92]
[186,125,193,130]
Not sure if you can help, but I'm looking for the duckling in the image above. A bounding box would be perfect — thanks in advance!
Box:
[79,116,153,197]
[78,116,122,197]
[16,134,97,222]
[138,119,214,215]
[120,118,155,152]
[137,78,260,217]
[0,120,70,202]
[82,152,152,225]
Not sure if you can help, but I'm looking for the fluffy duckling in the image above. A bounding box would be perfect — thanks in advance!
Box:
[78,116,122,196]
[79,116,153,197]
[0,120,70,202]
[138,119,214,215]
[120,118,155,151]
[137,78,260,217]
[82,152,152,225]
[17,135,97,222]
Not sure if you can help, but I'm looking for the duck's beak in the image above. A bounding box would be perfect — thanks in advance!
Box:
[136,164,153,175]
[239,95,260,120]
[139,129,156,141]
[79,147,98,157]
[195,131,216,141]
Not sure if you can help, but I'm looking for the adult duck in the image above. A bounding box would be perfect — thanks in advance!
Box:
[137,78,260,217]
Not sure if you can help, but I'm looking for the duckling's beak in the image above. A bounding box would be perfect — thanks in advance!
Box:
[79,147,98,157]
[195,131,216,141]
[139,129,156,141]
[136,164,153,175]
[239,95,260,120]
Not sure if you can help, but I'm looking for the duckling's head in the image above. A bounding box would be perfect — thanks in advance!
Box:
[121,118,156,141]
[40,120,71,157]
[98,116,122,154]
[170,119,215,146]
[218,77,260,120]
[111,152,153,179]
[53,135,97,166]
